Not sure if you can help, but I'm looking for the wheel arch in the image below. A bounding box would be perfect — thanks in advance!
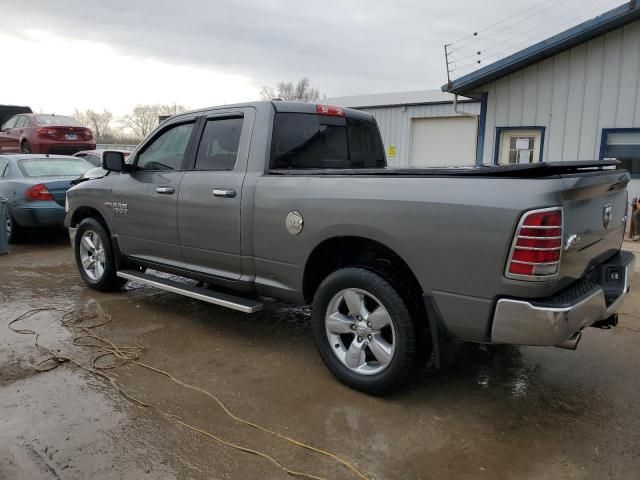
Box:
[70,206,109,231]
[302,236,424,309]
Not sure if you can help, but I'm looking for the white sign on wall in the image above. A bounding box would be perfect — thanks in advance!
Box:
[515,138,530,150]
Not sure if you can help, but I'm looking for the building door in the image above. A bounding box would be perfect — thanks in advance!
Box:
[497,129,542,164]
[409,116,477,167]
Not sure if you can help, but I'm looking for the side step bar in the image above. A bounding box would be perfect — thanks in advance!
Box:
[117,270,263,313]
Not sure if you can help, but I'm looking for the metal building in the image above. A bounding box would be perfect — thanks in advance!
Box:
[328,90,480,168]
[444,2,640,198]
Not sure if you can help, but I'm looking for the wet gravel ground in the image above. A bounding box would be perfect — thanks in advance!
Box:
[1,230,640,480]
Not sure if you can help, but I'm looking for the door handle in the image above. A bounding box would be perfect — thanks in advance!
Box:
[212,188,236,198]
[156,186,175,194]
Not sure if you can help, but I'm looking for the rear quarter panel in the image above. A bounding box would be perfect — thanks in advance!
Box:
[252,174,574,301]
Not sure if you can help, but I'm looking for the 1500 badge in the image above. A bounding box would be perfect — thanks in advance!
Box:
[104,201,128,215]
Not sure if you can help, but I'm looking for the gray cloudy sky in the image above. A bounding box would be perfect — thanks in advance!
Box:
[0,0,624,115]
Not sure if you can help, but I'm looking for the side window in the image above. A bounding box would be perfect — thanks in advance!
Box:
[15,116,27,128]
[0,159,7,177]
[194,117,243,171]
[136,123,194,171]
[2,116,18,130]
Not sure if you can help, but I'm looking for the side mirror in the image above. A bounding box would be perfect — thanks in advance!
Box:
[102,151,126,172]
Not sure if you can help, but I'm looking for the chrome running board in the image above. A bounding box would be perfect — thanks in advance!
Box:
[117,270,263,313]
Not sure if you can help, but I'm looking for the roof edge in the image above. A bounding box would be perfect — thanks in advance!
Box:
[443,2,640,94]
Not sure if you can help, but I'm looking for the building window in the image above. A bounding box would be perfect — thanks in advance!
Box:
[600,129,640,177]
[494,127,545,165]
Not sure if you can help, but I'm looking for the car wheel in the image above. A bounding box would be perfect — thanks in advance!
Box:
[6,212,23,244]
[74,218,126,292]
[312,267,418,396]
[21,141,32,154]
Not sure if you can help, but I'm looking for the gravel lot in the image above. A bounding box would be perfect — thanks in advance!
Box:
[1,231,640,479]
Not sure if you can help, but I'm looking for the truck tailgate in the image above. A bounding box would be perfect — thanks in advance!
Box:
[560,170,628,281]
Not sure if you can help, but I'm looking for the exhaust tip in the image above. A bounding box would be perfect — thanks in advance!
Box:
[592,314,618,329]
[556,331,582,350]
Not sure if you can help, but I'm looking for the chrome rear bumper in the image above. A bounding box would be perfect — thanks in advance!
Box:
[491,251,635,347]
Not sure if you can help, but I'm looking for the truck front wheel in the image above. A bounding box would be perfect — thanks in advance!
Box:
[74,218,126,292]
[312,267,418,395]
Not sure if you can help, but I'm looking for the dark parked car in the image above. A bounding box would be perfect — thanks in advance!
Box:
[0,114,96,155]
[74,149,131,167]
[0,154,93,242]
[0,104,32,126]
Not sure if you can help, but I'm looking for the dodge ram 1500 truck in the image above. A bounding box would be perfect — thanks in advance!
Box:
[65,101,635,395]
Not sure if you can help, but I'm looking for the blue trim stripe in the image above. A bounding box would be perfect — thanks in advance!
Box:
[475,93,488,164]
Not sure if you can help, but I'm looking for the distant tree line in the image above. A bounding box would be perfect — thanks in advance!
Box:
[73,103,187,144]
[260,78,324,102]
[74,79,324,144]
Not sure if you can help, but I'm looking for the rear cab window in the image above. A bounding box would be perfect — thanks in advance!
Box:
[270,111,386,169]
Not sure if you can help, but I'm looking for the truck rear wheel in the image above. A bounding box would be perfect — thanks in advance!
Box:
[74,218,126,292]
[312,267,418,395]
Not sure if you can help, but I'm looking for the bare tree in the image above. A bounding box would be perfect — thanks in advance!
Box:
[122,104,187,141]
[259,78,322,102]
[157,102,186,117]
[74,109,113,143]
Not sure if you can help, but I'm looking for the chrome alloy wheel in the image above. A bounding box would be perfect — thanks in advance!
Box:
[325,288,396,375]
[79,230,106,281]
[5,214,11,239]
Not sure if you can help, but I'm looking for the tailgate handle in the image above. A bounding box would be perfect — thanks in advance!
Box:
[213,188,236,198]
[155,186,175,194]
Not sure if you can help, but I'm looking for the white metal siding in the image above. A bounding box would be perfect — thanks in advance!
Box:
[358,102,480,167]
[480,19,640,163]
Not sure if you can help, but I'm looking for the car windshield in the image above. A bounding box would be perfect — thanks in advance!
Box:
[34,115,83,127]
[18,157,93,177]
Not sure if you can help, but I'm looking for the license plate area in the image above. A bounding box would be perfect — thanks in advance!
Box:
[65,133,77,140]
[590,252,633,305]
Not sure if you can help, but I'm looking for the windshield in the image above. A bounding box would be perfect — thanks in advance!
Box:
[18,157,93,177]
[34,115,83,127]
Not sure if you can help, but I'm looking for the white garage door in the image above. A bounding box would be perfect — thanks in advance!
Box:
[409,116,477,167]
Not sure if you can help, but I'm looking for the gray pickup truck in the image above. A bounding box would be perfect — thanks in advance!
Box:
[65,101,635,395]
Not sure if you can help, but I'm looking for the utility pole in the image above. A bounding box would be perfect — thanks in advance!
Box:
[444,44,453,90]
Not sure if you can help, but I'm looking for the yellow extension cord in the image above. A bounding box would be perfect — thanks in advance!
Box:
[8,307,371,480]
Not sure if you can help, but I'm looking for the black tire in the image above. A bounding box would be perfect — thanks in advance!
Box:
[6,211,23,244]
[21,141,32,154]
[74,218,126,292]
[312,267,419,396]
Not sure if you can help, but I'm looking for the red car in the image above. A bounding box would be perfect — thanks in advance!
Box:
[0,113,95,155]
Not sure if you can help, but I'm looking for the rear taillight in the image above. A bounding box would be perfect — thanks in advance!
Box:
[37,128,60,138]
[81,129,93,140]
[25,183,54,201]
[506,207,562,280]
[316,104,345,117]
